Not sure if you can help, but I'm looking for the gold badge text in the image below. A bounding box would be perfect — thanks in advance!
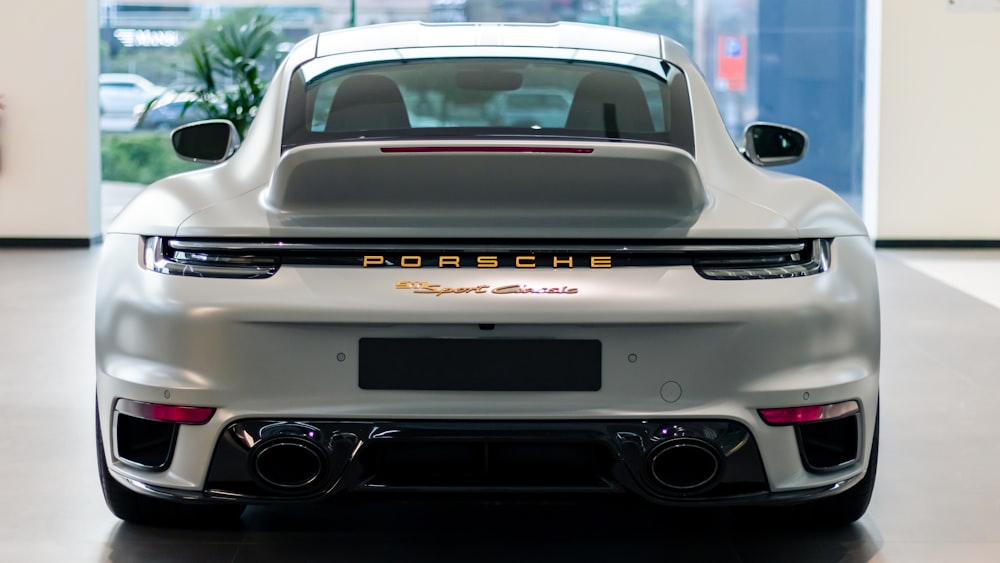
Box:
[396,282,579,296]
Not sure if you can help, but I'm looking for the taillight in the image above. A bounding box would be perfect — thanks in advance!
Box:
[143,236,278,279]
[115,398,216,425]
[693,239,830,280]
[758,400,859,425]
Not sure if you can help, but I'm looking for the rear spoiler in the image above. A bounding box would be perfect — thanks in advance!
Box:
[265,140,706,230]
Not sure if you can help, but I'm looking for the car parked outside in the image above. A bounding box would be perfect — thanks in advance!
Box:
[99,73,168,131]
[134,94,210,131]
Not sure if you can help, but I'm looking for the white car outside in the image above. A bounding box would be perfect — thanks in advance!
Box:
[99,73,167,131]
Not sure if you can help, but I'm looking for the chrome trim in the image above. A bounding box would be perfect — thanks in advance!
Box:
[167,240,808,254]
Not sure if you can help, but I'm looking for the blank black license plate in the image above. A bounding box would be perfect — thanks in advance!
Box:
[359,338,601,391]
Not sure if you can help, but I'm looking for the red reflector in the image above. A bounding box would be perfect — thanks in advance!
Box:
[380,146,593,154]
[115,399,215,425]
[759,405,825,424]
[758,400,860,426]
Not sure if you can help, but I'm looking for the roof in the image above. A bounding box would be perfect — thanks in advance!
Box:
[314,21,690,63]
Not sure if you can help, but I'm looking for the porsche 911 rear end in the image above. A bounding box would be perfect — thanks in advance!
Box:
[95,22,879,527]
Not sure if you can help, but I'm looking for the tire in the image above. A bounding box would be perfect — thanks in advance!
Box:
[96,406,245,527]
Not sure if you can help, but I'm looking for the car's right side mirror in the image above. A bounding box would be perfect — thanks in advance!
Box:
[171,120,240,163]
[742,123,808,167]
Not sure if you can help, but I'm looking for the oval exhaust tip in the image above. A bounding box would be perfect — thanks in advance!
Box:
[251,439,326,490]
[646,439,723,493]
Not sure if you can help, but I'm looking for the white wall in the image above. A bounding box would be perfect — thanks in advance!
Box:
[872,0,1000,241]
[0,0,101,243]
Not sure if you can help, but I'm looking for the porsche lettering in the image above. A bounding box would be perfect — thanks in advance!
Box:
[364,255,611,268]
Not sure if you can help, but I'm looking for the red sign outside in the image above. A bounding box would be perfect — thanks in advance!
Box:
[717,35,748,92]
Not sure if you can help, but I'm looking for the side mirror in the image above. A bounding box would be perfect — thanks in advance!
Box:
[171,120,240,163]
[742,123,808,167]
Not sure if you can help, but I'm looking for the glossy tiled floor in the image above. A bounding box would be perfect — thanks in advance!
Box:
[2,246,999,562]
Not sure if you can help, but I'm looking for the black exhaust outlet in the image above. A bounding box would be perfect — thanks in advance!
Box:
[248,423,330,492]
[251,438,327,490]
[645,438,724,494]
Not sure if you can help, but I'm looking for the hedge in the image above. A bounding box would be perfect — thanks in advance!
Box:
[101,132,205,185]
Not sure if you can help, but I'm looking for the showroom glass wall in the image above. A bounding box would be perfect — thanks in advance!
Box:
[99,0,865,212]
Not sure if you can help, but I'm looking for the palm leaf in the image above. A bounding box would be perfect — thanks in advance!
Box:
[156,10,278,139]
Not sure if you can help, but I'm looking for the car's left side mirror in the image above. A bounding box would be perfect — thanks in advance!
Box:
[742,123,808,167]
[171,120,240,163]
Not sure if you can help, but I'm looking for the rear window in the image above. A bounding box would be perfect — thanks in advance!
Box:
[282,58,694,154]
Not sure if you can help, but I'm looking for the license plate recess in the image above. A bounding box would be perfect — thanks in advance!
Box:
[359,338,601,391]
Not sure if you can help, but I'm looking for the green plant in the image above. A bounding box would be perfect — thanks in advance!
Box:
[148,10,279,139]
[101,132,204,185]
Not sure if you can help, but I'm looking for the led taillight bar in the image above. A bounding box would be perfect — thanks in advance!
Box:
[758,400,860,426]
[115,398,216,425]
[380,146,594,154]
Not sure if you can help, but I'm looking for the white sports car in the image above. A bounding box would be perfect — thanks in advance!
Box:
[96,21,879,527]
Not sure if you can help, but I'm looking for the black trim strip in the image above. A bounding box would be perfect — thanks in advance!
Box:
[168,240,807,254]
[0,236,102,248]
[160,237,819,272]
[876,240,1000,249]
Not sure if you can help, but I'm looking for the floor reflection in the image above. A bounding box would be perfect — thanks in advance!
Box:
[105,498,882,562]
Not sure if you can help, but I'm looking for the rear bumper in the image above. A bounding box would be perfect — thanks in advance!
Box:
[112,418,868,508]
